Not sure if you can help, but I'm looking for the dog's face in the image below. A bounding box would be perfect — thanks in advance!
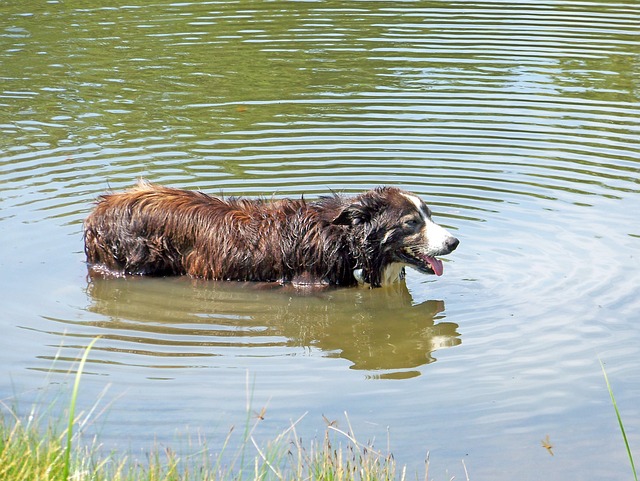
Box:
[332,187,459,284]
[387,191,459,276]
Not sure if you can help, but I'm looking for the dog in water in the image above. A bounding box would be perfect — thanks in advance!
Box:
[84,181,459,288]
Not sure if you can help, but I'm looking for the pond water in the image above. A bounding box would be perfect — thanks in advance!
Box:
[1,1,640,479]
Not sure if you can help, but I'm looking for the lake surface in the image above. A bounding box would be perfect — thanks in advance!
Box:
[1,1,639,479]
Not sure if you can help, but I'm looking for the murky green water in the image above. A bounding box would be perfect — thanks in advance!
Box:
[1,1,640,479]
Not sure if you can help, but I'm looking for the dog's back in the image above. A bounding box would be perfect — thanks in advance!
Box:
[84,181,355,284]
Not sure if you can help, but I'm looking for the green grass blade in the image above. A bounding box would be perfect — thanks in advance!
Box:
[63,336,101,481]
[600,359,638,481]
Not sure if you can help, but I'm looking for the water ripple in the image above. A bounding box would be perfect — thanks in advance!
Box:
[1,1,640,477]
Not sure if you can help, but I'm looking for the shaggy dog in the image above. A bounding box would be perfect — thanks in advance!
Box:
[84,181,459,287]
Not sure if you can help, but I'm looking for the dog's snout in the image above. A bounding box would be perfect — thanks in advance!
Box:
[446,236,459,253]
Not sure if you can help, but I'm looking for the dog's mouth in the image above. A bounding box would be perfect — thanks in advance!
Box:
[400,247,445,276]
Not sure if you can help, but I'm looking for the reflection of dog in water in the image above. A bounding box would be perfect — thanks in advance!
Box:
[84,181,459,287]
[85,277,461,379]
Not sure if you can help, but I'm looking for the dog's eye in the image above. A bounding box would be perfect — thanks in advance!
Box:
[404,218,421,229]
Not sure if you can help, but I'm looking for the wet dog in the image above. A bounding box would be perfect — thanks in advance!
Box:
[84,181,459,287]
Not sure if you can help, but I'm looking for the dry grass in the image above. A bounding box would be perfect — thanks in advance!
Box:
[0,407,429,481]
[0,339,463,481]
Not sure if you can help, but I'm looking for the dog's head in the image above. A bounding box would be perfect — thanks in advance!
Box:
[332,187,459,286]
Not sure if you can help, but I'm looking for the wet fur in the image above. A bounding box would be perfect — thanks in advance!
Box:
[84,181,458,287]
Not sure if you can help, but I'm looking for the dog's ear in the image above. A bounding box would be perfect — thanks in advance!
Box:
[332,203,370,226]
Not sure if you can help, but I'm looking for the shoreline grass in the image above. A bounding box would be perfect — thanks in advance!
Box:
[63,336,101,480]
[1,337,418,481]
[0,406,416,481]
[2,339,435,481]
[5,342,636,481]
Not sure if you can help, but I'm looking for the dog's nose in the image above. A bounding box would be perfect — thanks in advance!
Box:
[446,237,459,252]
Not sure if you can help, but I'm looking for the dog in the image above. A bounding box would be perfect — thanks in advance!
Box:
[84,181,459,288]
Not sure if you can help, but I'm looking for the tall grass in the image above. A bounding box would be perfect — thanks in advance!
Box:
[601,360,638,481]
[4,342,638,481]
[63,336,101,480]
[0,407,416,481]
[1,338,428,481]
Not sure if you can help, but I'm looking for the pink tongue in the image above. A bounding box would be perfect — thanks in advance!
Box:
[425,256,444,276]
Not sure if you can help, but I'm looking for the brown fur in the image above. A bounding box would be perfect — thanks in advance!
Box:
[84,181,458,287]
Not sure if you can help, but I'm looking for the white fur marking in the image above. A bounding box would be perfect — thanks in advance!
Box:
[401,193,429,221]
[381,263,405,286]
[353,264,406,286]
[425,218,455,254]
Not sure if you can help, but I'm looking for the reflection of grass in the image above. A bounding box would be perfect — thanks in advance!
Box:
[3,338,466,481]
[601,360,638,481]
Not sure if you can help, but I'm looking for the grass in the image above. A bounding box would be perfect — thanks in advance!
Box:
[601,359,638,481]
[4,341,635,481]
[1,339,434,481]
[63,336,101,480]
[0,405,416,481]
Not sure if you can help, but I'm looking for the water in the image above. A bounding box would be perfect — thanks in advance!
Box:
[1,1,640,479]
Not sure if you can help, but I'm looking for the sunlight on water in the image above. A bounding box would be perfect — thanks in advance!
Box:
[1,1,639,480]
